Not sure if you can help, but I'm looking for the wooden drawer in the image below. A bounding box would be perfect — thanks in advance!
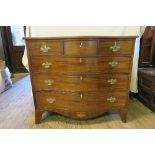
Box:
[25,36,137,123]
[35,91,128,110]
[139,74,153,91]
[30,56,131,74]
[27,40,62,55]
[99,39,134,56]
[32,74,129,91]
[138,68,155,91]
[138,83,155,112]
[64,40,97,56]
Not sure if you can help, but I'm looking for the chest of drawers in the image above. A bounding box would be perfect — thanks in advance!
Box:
[25,36,136,124]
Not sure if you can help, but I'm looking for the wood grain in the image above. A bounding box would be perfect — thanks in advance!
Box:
[99,39,134,56]
[30,56,131,74]
[64,40,97,56]
[1,75,155,128]
[27,40,63,56]
[35,91,128,120]
[24,36,138,40]
[138,68,155,112]
[32,73,129,91]
[24,36,136,124]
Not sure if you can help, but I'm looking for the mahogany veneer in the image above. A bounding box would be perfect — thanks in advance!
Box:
[25,36,137,124]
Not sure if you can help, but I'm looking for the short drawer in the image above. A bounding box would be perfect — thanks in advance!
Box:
[35,91,128,110]
[32,74,129,91]
[99,39,134,56]
[30,56,131,74]
[64,40,97,56]
[27,40,62,55]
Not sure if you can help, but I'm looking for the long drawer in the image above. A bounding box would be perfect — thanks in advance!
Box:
[32,74,129,91]
[30,56,131,74]
[35,91,128,110]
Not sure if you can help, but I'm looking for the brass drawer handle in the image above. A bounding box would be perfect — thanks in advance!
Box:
[46,97,56,104]
[44,80,54,86]
[76,112,86,118]
[108,61,118,67]
[42,62,52,68]
[107,97,116,103]
[40,42,51,53]
[110,42,120,52]
[107,79,117,84]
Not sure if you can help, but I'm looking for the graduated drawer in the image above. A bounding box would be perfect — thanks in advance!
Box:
[99,39,134,56]
[30,56,131,74]
[32,74,129,91]
[64,40,97,56]
[27,40,62,55]
[35,91,128,110]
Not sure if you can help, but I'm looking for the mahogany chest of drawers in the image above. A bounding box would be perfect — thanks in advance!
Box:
[25,36,136,124]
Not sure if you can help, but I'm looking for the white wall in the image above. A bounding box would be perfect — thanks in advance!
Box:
[28,26,140,37]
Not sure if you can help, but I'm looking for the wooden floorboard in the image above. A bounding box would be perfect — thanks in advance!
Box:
[0,75,34,129]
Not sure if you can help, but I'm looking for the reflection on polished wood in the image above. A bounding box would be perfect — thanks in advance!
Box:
[25,36,137,124]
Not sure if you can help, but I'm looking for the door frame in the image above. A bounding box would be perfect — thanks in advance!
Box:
[0,26,27,73]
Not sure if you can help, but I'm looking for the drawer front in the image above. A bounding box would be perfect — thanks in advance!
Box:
[35,91,128,110]
[139,74,152,90]
[139,87,152,104]
[64,40,97,56]
[30,56,131,74]
[139,73,155,91]
[27,40,62,55]
[99,39,134,56]
[32,74,129,91]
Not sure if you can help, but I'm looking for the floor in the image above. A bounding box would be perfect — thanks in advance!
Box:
[12,73,29,83]
[0,74,34,128]
[0,75,155,129]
